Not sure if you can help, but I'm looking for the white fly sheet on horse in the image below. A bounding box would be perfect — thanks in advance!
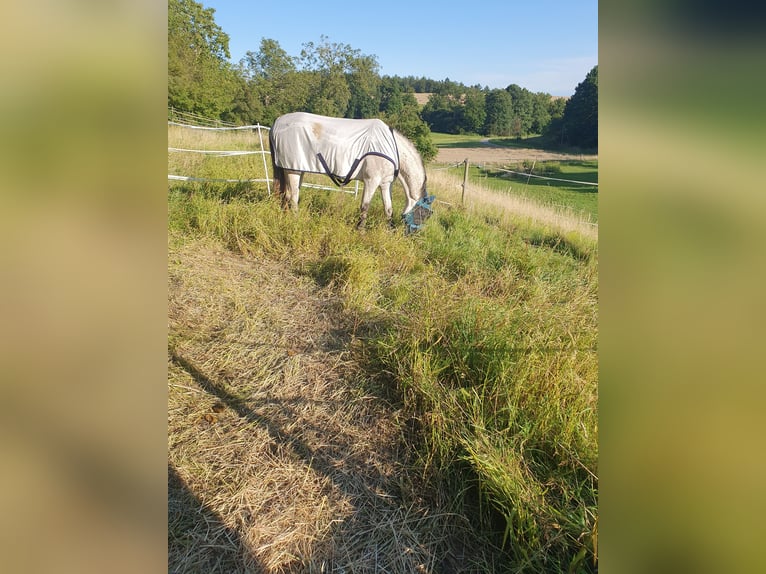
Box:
[270,112,400,186]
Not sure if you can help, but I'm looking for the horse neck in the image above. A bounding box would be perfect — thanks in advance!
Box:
[395,132,426,199]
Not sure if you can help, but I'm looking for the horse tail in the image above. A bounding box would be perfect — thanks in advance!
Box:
[269,129,287,199]
[272,162,286,197]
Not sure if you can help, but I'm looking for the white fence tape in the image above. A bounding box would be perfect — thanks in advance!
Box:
[168,147,268,156]
[168,121,269,132]
[169,119,273,194]
[168,119,360,196]
[168,174,270,183]
[168,107,238,128]
[301,182,359,195]
[494,167,598,187]
[430,162,465,171]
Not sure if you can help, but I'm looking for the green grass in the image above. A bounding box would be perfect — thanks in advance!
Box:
[430,132,489,147]
[430,132,597,155]
[427,130,598,222]
[169,126,598,572]
[445,161,599,223]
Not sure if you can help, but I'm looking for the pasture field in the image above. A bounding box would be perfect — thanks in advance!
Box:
[430,132,598,223]
[432,132,597,156]
[440,160,599,223]
[430,132,488,147]
[168,126,598,573]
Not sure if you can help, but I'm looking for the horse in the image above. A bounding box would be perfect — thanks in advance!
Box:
[269,112,428,230]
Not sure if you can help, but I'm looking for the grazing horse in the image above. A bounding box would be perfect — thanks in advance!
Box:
[270,112,428,229]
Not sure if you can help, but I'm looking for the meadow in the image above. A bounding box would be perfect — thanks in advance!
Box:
[441,161,599,223]
[168,125,598,573]
[430,132,598,223]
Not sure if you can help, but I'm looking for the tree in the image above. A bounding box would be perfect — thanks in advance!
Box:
[242,39,295,81]
[421,93,457,133]
[562,66,598,148]
[548,96,567,121]
[506,84,534,137]
[241,38,306,124]
[484,89,513,136]
[378,76,407,117]
[167,0,238,118]
[298,36,369,117]
[345,55,381,118]
[457,89,486,134]
[530,92,553,134]
[224,73,263,125]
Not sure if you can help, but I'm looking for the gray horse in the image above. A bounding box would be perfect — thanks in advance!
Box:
[270,112,428,229]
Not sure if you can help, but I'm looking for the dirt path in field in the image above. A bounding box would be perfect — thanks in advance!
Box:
[436,143,597,164]
[168,238,495,573]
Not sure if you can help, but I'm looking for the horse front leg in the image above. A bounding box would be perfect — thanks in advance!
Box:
[381,180,395,229]
[356,181,377,230]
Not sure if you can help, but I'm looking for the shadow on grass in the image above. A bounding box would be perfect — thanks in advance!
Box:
[524,231,594,261]
[169,463,261,573]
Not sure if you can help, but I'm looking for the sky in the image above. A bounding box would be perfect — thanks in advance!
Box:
[201,0,597,97]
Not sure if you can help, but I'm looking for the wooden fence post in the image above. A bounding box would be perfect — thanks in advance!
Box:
[461,158,469,205]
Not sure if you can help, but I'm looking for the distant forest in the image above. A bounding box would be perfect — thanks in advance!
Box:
[169,0,597,160]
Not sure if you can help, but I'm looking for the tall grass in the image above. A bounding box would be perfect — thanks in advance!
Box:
[168,126,598,572]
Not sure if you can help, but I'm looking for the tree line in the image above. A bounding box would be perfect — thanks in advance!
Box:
[168,0,598,160]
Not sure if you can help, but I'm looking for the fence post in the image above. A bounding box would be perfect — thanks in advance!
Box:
[461,158,469,205]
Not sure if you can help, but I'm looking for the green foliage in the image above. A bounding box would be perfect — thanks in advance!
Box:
[485,89,514,136]
[242,38,296,81]
[506,84,534,137]
[420,87,488,135]
[561,66,598,149]
[530,91,553,134]
[346,55,381,118]
[460,90,487,133]
[167,0,239,118]
[240,39,308,125]
[421,93,457,133]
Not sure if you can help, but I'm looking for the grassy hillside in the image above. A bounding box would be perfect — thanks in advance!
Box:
[168,128,598,572]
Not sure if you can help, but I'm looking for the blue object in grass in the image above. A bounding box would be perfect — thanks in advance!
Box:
[403,194,435,235]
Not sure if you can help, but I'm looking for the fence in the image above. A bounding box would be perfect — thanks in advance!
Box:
[167,113,360,197]
[169,112,594,209]
[430,158,598,228]
[168,107,238,128]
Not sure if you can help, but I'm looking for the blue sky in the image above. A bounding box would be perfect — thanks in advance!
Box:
[201,0,597,96]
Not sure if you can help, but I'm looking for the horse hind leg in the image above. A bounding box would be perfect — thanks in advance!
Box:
[284,171,302,212]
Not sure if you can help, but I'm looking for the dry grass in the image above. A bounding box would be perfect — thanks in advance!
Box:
[168,125,270,152]
[168,235,502,573]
